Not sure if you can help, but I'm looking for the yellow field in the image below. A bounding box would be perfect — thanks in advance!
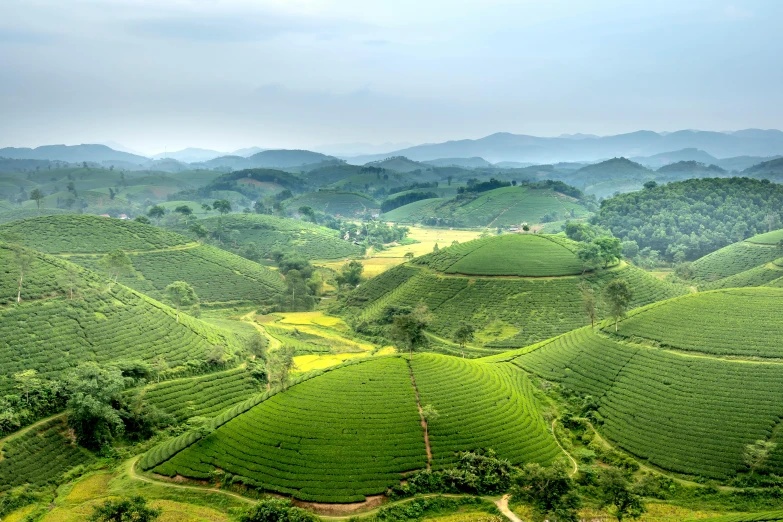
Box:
[275,311,346,328]
[318,257,405,278]
[424,513,503,522]
[374,227,483,258]
[293,352,369,372]
[4,505,37,522]
[66,473,112,502]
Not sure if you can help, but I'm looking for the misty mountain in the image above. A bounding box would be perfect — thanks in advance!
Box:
[316,142,415,157]
[632,148,719,169]
[364,156,430,173]
[231,146,266,157]
[656,161,727,177]
[742,158,783,179]
[197,149,339,170]
[422,157,493,168]
[348,129,783,164]
[152,148,226,163]
[0,157,58,173]
[0,144,149,165]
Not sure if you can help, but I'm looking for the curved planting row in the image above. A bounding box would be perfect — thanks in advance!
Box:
[613,288,783,358]
[703,262,783,290]
[691,240,783,285]
[512,327,783,478]
[0,417,94,493]
[141,367,260,422]
[150,357,426,503]
[412,354,560,468]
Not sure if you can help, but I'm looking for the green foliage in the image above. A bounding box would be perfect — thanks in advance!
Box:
[512,459,581,522]
[237,499,318,522]
[0,417,94,493]
[285,190,378,217]
[595,178,783,260]
[65,363,126,449]
[165,281,198,321]
[604,279,632,331]
[335,260,364,288]
[391,304,431,358]
[691,233,783,285]
[100,249,133,281]
[89,496,162,522]
[373,496,497,522]
[597,468,646,521]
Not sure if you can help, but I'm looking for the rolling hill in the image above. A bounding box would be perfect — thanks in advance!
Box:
[0,215,286,305]
[508,287,783,478]
[690,229,783,285]
[140,354,560,502]
[284,190,379,217]
[182,214,364,260]
[743,158,783,179]
[382,185,591,227]
[0,242,245,392]
[340,234,687,349]
[198,150,338,170]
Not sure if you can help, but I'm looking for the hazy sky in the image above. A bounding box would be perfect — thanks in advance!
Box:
[1,0,781,155]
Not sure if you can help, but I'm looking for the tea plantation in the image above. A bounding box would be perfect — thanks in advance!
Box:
[343,237,686,348]
[0,214,287,305]
[510,289,783,478]
[183,214,363,260]
[0,417,95,493]
[691,230,783,285]
[144,354,559,502]
[284,191,379,216]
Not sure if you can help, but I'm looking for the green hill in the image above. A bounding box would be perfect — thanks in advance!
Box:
[0,215,286,305]
[141,354,560,502]
[364,156,432,173]
[656,160,727,177]
[509,287,783,479]
[0,244,245,391]
[341,235,686,349]
[569,158,653,197]
[284,190,379,217]
[743,157,783,179]
[691,229,783,284]
[382,185,590,227]
[184,214,364,260]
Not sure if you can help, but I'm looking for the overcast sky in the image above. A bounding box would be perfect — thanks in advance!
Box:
[1,0,781,155]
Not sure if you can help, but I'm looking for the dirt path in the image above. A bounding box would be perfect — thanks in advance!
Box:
[240,311,281,351]
[496,495,523,522]
[407,361,433,469]
[125,456,255,503]
[552,419,578,476]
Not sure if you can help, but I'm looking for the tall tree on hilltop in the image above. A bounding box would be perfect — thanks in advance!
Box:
[165,281,198,323]
[453,322,475,358]
[604,279,633,332]
[391,303,432,360]
[29,188,44,214]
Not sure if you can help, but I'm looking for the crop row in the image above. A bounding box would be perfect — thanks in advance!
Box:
[692,241,783,284]
[513,327,783,478]
[704,263,783,290]
[0,417,94,493]
[141,367,260,422]
[411,354,560,468]
[153,357,427,502]
[613,288,783,358]
[0,286,238,393]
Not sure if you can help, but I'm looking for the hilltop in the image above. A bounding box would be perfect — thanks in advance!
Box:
[284,190,379,217]
[198,149,338,170]
[656,160,727,177]
[690,228,783,286]
[140,354,560,502]
[382,183,592,228]
[743,157,783,180]
[0,215,286,305]
[509,287,783,478]
[340,234,686,349]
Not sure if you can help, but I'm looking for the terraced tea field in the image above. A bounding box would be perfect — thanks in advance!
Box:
[142,354,559,502]
[510,288,783,478]
[0,214,286,305]
[343,236,686,348]
[285,191,379,217]
[692,230,783,285]
[0,417,94,493]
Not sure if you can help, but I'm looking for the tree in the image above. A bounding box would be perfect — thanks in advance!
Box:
[512,459,581,522]
[267,346,296,390]
[100,250,132,282]
[174,205,193,223]
[604,279,633,332]
[253,200,266,214]
[29,189,44,214]
[577,243,601,274]
[336,260,364,288]
[598,468,645,522]
[404,252,415,261]
[213,199,232,215]
[421,404,439,423]
[147,205,165,224]
[453,322,475,358]
[643,180,657,190]
[60,265,80,300]
[237,499,318,522]
[14,369,40,405]
[433,243,439,252]
[594,236,622,267]
[298,206,316,223]
[12,246,33,304]
[89,496,162,522]
[134,216,150,224]
[391,303,432,360]
[189,223,208,242]
[66,363,125,449]
[447,175,453,186]
[744,439,777,474]
[201,203,212,214]
[165,281,198,323]
[578,281,597,328]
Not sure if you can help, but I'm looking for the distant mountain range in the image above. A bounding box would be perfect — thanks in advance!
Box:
[346,129,783,164]
[0,144,148,164]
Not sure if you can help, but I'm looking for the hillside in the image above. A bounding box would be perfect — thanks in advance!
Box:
[743,157,783,179]
[184,214,364,260]
[0,144,148,164]
[382,185,591,227]
[422,157,493,168]
[0,215,286,305]
[364,156,431,173]
[284,190,379,217]
[0,243,244,391]
[341,235,686,349]
[510,288,783,478]
[656,160,727,177]
[632,148,719,169]
[141,354,560,502]
[690,228,783,284]
[199,150,338,170]
[595,178,783,261]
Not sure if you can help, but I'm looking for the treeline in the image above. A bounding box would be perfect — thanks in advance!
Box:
[595,177,783,261]
[381,191,439,213]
